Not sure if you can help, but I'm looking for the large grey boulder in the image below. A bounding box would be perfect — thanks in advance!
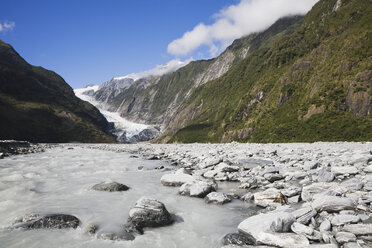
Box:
[341,178,364,191]
[92,181,129,192]
[332,166,359,176]
[127,197,174,230]
[317,168,335,182]
[335,232,357,244]
[205,192,231,204]
[301,182,336,202]
[342,224,372,235]
[253,188,286,208]
[160,169,194,186]
[291,222,314,236]
[331,214,360,226]
[237,207,309,247]
[179,180,217,198]
[312,196,356,212]
[14,214,80,229]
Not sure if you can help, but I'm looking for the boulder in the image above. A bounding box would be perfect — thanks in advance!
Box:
[331,166,358,176]
[253,188,286,208]
[312,196,356,212]
[341,178,364,191]
[14,214,80,229]
[301,182,335,202]
[335,232,357,244]
[179,180,217,198]
[237,207,309,247]
[364,165,372,173]
[342,224,372,235]
[222,233,255,246]
[264,173,284,183]
[331,214,360,226]
[127,197,173,230]
[317,168,335,182]
[160,169,194,186]
[92,181,129,192]
[319,219,331,232]
[291,222,314,236]
[205,192,231,205]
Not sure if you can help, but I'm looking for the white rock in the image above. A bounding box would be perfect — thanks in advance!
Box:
[179,180,216,198]
[291,222,314,236]
[341,178,364,191]
[364,164,372,173]
[253,188,285,208]
[335,232,357,244]
[332,166,359,176]
[342,224,372,235]
[301,182,336,202]
[237,207,309,247]
[203,170,218,179]
[317,168,335,182]
[205,192,231,204]
[319,219,331,232]
[160,172,194,186]
[312,196,356,212]
[331,214,360,226]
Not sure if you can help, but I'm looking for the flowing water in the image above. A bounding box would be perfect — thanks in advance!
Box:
[0,146,253,248]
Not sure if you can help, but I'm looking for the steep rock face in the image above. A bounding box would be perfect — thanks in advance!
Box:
[166,0,372,143]
[0,40,114,143]
[94,77,134,110]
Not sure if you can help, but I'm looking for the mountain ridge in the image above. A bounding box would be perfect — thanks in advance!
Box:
[165,0,371,143]
[0,40,115,143]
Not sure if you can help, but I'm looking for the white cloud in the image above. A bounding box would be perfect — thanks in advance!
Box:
[0,21,15,33]
[114,58,193,81]
[168,0,319,57]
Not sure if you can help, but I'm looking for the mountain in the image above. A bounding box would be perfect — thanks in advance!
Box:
[165,0,372,143]
[0,40,115,143]
[89,15,304,131]
[78,0,371,144]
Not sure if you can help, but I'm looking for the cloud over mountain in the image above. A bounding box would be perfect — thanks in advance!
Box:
[167,0,318,57]
[0,21,15,33]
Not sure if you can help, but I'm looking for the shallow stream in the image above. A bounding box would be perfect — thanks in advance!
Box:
[0,146,253,248]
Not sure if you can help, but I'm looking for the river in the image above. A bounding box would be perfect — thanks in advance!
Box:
[0,145,252,248]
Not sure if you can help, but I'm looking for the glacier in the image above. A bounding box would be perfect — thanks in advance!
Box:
[74,86,150,142]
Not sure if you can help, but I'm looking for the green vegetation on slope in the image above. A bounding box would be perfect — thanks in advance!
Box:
[169,0,372,143]
[0,40,115,143]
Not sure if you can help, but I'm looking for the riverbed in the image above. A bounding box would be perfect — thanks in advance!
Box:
[0,145,251,248]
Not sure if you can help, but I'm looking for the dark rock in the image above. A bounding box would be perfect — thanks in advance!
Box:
[127,197,174,229]
[222,233,255,246]
[14,214,80,229]
[92,181,129,192]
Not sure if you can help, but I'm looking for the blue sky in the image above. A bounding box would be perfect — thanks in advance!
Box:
[0,0,317,89]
